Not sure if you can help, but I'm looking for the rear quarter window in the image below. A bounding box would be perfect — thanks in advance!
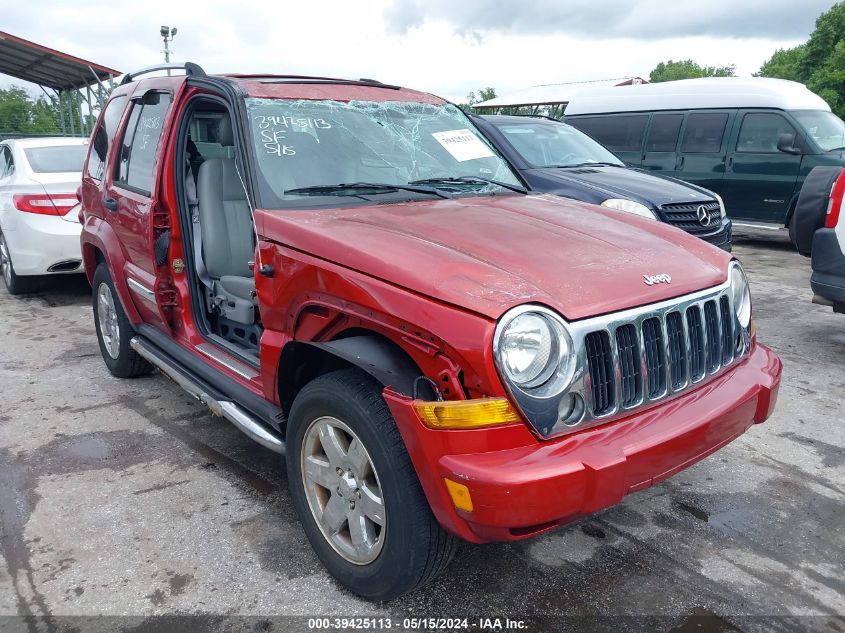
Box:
[24,145,87,173]
[568,115,648,153]
[87,95,129,180]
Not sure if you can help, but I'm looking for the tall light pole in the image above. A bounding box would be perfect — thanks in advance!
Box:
[160,25,178,74]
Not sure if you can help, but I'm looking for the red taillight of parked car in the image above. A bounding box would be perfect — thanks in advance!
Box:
[12,193,77,216]
[825,172,845,228]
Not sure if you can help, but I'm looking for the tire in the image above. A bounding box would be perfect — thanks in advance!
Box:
[791,166,844,257]
[0,232,37,295]
[92,263,152,378]
[287,368,456,601]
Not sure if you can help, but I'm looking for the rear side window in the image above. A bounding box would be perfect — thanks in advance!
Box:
[0,145,13,178]
[646,114,683,152]
[115,92,173,195]
[24,145,87,173]
[87,95,128,180]
[681,113,729,153]
[736,112,797,153]
[568,115,648,153]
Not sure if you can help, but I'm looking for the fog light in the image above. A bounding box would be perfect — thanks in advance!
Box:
[558,393,585,426]
[444,478,474,512]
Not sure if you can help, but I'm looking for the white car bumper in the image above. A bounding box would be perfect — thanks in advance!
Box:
[3,213,82,276]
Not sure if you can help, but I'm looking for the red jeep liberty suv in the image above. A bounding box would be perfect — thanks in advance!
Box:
[79,63,782,600]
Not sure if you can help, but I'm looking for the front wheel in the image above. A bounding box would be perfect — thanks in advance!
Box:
[92,263,152,378]
[287,368,456,600]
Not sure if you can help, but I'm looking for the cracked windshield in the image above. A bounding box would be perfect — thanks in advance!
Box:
[246,98,523,208]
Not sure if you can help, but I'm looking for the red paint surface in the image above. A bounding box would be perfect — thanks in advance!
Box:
[257,196,730,321]
[385,343,781,543]
[80,74,784,546]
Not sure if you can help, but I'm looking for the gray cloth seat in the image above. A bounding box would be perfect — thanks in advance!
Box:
[219,275,256,301]
[195,117,256,324]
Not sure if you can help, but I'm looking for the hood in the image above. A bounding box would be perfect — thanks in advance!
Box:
[256,194,731,321]
[531,165,715,207]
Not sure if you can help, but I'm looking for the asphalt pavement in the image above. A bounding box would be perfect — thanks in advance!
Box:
[0,226,842,633]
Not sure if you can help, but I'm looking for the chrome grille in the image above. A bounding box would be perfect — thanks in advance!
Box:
[576,281,750,425]
[686,306,705,381]
[615,324,641,407]
[660,201,721,234]
[666,311,687,390]
[585,332,614,415]
[704,300,721,373]
[642,317,666,399]
[495,271,753,440]
[720,296,734,366]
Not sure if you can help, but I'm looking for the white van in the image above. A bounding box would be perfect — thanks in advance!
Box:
[564,78,845,226]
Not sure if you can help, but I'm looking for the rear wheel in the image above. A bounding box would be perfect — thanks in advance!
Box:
[0,233,37,295]
[287,368,456,600]
[92,263,152,378]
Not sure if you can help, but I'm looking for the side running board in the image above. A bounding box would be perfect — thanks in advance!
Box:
[130,337,286,455]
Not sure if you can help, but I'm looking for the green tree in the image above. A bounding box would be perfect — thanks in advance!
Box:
[649,59,736,83]
[758,2,845,118]
[461,87,497,112]
[0,86,61,135]
[757,46,805,81]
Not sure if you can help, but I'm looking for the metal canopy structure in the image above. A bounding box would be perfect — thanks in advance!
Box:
[472,77,648,118]
[0,31,121,137]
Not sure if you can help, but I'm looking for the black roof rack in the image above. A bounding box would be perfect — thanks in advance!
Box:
[253,78,401,90]
[120,62,207,85]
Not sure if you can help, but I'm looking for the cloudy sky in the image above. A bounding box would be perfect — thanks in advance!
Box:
[2,0,837,103]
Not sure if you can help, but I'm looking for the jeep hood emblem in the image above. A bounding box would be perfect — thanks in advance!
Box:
[643,273,672,286]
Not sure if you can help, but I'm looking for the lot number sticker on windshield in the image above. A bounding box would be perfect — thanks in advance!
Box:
[432,129,495,162]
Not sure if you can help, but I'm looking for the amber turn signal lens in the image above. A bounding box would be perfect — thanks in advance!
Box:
[444,478,474,512]
[415,397,520,429]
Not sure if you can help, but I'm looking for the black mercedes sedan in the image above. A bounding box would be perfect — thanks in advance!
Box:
[473,114,732,250]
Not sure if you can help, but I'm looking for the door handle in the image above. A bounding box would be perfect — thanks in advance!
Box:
[103,197,117,212]
[676,156,685,170]
[726,156,733,170]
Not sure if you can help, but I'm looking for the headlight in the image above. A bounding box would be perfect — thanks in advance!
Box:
[730,263,752,328]
[495,308,574,390]
[714,193,727,219]
[498,312,557,387]
[601,198,657,219]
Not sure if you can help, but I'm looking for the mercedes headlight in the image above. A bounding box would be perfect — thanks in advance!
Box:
[494,308,574,391]
[714,193,727,219]
[730,263,752,328]
[601,198,657,219]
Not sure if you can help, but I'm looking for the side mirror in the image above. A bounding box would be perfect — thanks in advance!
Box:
[777,133,802,155]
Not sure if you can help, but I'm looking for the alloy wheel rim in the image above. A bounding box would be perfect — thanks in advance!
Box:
[0,237,11,287]
[97,283,120,359]
[300,416,386,565]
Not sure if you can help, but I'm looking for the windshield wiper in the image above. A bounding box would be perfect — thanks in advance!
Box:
[550,162,622,168]
[284,182,452,199]
[409,176,527,194]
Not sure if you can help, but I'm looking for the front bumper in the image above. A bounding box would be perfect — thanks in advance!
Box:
[810,228,845,306]
[385,342,781,543]
[701,218,732,251]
